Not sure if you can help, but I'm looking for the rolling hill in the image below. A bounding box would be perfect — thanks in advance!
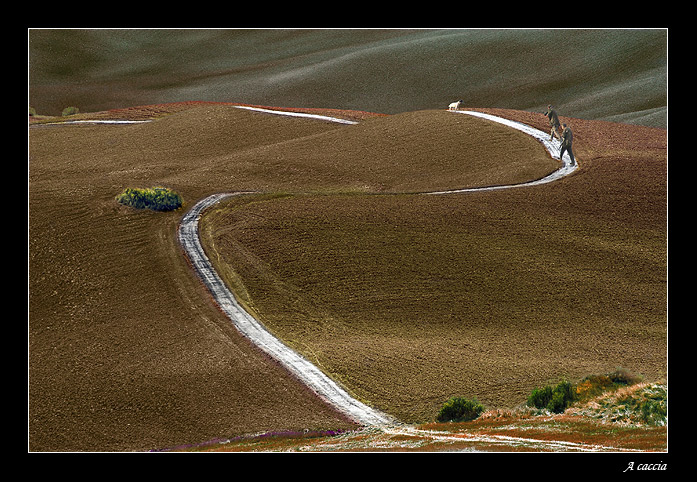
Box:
[28,103,666,451]
[29,29,667,128]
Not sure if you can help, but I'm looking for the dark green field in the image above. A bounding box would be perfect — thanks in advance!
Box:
[29,29,667,127]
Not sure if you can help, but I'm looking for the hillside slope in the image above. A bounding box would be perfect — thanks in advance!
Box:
[28,103,666,450]
[200,109,667,423]
[29,105,361,451]
[29,29,667,128]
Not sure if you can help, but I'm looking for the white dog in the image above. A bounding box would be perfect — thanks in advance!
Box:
[448,100,463,111]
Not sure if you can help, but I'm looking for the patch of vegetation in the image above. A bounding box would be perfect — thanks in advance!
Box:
[623,385,667,425]
[436,397,485,422]
[527,379,576,414]
[526,369,663,425]
[115,186,183,212]
[580,383,667,426]
[574,368,644,402]
[62,106,80,116]
[528,369,644,414]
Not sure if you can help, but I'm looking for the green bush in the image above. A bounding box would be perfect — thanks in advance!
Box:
[528,385,553,410]
[62,106,80,116]
[549,380,575,413]
[115,186,183,212]
[528,379,576,414]
[437,397,484,422]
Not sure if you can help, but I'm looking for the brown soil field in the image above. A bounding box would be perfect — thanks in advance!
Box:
[29,103,666,451]
[29,101,387,124]
[29,104,370,452]
[200,112,667,423]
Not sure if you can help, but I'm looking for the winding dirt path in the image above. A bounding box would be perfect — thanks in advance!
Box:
[178,192,395,426]
[178,107,577,428]
[430,110,577,193]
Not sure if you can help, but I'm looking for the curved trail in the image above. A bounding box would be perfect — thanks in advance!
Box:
[178,107,578,428]
[179,193,394,426]
[430,110,577,193]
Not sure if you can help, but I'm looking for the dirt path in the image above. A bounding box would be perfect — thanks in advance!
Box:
[178,192,395,427]
[177,107,578,428]
[233,105,359,124]
[429,110,577,193]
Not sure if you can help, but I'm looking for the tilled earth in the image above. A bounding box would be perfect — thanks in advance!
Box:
[29,103,666,451]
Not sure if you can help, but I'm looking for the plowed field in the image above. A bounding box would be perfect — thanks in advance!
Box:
[29,103,666,451]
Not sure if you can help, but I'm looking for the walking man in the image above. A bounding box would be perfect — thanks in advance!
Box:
[544,104,562,141]
[559,123,575,165]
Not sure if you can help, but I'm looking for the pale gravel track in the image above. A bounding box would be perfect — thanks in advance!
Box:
[178,107,578,428]
[178,192,395,427]
[429,110,577,193]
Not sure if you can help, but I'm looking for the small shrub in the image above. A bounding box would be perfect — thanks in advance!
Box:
[528,385,553,410]
[62,106,80,116]
[549,380,575,413]
[638,398,667,425]
[116,186,183,212]
[437,397,484,422]
[527,379,576,414]
[575,375,613,401]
